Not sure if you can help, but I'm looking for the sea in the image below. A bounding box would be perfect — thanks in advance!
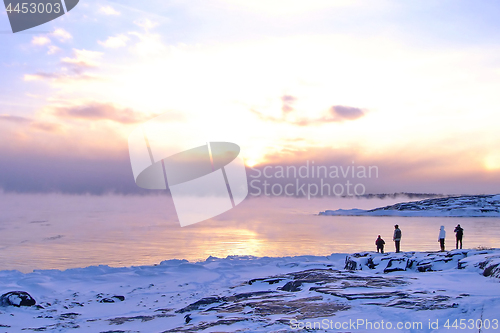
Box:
[1,192,499,273]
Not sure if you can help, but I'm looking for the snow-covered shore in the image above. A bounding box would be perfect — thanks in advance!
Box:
[1,249,500,332]
[320,194,500,217]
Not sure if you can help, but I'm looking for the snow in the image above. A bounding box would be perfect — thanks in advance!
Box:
[1,250,500,332]
[320,194,500,217]
[489,194,500,202]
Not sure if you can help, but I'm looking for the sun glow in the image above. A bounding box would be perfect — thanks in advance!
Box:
[484,154,500,171]
[245,159,258,168]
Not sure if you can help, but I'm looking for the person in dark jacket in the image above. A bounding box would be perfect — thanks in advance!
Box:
[454,224,464,249]
[375,235,385,253]
[393,225,402,253]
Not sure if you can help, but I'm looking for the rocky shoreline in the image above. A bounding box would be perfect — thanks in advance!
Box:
[1,249,499,332]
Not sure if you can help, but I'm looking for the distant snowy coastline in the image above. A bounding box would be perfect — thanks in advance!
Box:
[320,194,500,217]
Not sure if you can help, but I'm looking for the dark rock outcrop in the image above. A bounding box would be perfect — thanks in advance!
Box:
[0,291,36,307]
[384,258,407,273]
[279,280,302,292]
[344,258,358,270]
[100,295,125,303]
[483,263,500,278]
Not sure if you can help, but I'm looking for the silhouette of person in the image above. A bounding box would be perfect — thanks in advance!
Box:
[376,235,385,253]
[454,224,464,249]
[438,226,446,252]
[393,225,402,253]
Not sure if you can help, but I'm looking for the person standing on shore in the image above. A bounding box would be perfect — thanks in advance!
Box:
[376,235,385,253]
[454,224,464,249]
[438,226,446,252]
[393,225,402,253]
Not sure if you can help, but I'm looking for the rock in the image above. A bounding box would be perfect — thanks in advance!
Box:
[345,261,357,270]
[478,260,489,269]
[384,258,407,273]
[248,278,283,285]
[279,281,302,292]
[100,298,115,303]
[384,294,459,310]
[248,279,283,285]
[446,251,468,258]
[483,263,500,278]
[344,257,358,270]
[317,290,404,300]
[229,291,274,300]
[0,291,36,307]
[344,254,377,270]
[367,257,377,269]
[58,312,81,320]
[162,318,249,332]
[175,297,224,313]
[99,295,125,303]
[417,263,433,272]
[108,315,156,325]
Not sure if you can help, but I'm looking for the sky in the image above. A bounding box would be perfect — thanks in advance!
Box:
[1,0,500,195]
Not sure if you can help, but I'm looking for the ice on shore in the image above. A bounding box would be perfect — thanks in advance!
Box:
[1,249,500,332]
[320,194,500,217]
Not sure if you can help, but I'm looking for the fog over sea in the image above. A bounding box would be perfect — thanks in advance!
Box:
[0,193,499,273]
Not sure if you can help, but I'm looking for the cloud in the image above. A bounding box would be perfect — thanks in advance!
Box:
[32,36,51,46]
[0,114,61,132]
[134,18,158,30]
[54,102,155,124]
[61,49,102,70]
[247,146,500,196]
[0,114,31,124]
[0,108,156,195]
[53,28,72,42]
[0,140,496,195]
[99,5,120,16]
[0,146,142,194]
[47,45,61,55]
[291,105,366,125]
[219,0,361,17]
[31,31,67,54]
[252,96,366,126]
[330,105,365,121]
[281,95,297,114]
[24,70,97,83]
[30,122,62,132]
[25,49,103,82]
[98,34,129,48]
[129,32,166,56]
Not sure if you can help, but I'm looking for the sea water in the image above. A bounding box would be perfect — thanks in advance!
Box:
[0,193,499,272]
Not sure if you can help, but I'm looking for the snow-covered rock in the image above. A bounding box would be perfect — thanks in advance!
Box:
[320,194,500,217]
[344,250,476,274]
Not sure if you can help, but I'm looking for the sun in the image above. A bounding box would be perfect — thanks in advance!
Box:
[245,159,259,168]
[484,154,500,171]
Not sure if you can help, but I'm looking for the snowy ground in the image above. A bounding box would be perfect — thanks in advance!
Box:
[1,249,500,332]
